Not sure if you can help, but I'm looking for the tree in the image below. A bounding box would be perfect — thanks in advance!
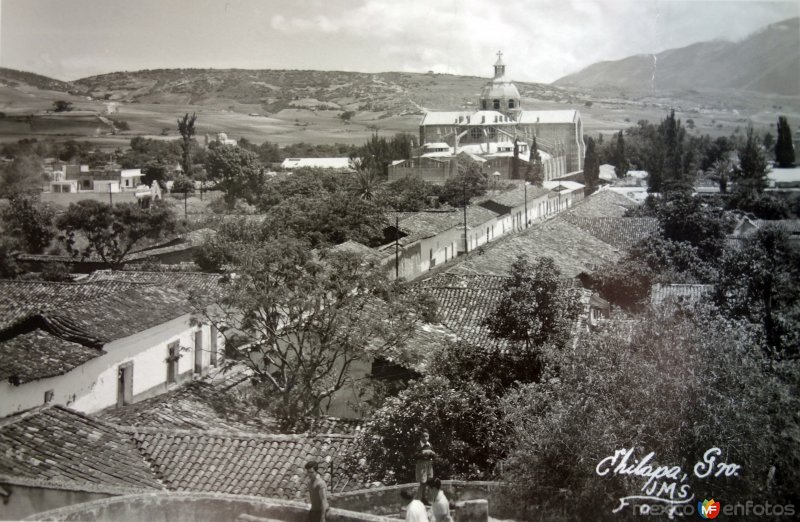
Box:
[499,307,799,521]
[0,156,46,197]
[733,126,769,198]
[57,200,177,269]
[583,137,600,194]
[652,193,734,262]
[511,139,520,180]
[775,116,795,168]
[643,111,692,194]
[197,238,425,430]
[0,237,21,278]
[715,225,800,354]
[483,255,582,351]
[709,157,732,193]
[1,196,56,254]
[439,159,487,207]
[52,100,73,112]
[525,136,544,186]
[612,130,629,178]
[177,112,197,176]
[351,375,508,484]
[204,145,263,206]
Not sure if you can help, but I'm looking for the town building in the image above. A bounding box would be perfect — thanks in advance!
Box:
[389,53,585,183]
[0,273,224,417]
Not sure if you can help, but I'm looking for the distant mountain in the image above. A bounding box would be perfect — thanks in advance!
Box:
[0,67,77,93]
[554,17,799,96]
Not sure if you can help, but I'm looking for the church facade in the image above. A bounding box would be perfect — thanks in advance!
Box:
[389,53,585,183]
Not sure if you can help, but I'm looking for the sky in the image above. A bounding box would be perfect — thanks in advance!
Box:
[0,0,797,83]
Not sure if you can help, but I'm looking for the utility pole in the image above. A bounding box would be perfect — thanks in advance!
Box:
[462,174,468,256]
[108,184,112,205]
[184,190,188,222]
[395,214,399,279]
[524,181,528,228]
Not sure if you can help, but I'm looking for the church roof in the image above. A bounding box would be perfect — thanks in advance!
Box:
[480,79,520,101]
[519,110,579,124]
[421,110,517,126]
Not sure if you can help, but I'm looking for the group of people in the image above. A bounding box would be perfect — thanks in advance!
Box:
[403,430,452,522]
[303,430,452,522]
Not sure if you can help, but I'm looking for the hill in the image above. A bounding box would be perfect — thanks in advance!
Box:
[554,17,799,96]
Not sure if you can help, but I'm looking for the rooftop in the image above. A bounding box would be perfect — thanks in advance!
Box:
[0,328,104,385]
[448,217,621,278]
[127,428,362,499]
[562,188,638,219]
[650,284,714,307]
[563,216,661,251]
[0,406,163,494]
[480,184,550,210]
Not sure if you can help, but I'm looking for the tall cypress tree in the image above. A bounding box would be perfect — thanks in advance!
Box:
[583,137,600,195]
[613,131,629,178]
[734,127,769,197]
[775,116,796,168]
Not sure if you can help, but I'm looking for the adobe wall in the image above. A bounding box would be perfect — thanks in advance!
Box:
[41,191,140,207]
[0,484,113,521]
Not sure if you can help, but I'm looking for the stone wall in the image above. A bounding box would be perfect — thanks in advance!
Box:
[27,492,389,522]
[329,481,512,520]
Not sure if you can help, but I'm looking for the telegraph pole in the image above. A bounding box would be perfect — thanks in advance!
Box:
[395,214,399,279]
[462,175,468,256]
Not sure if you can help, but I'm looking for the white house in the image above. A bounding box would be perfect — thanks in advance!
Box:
[0,275,224,417]
[280,157,354,171]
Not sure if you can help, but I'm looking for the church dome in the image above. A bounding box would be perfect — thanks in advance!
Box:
[478,52,521,114]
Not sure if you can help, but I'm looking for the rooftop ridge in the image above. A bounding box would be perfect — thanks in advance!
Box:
[0,473,162,495]
[119,425,356,440]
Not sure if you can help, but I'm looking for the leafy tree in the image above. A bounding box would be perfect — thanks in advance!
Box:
[484,255,582,350]
[1,196,56,254]
[0,237,21,278]
[587,258,654,311]
[499,307,799,521]
[525,136,544,186]
[265,190,388,248]
[715,225,800,353]
[775,116,795,168]
[0,156,46,197]
[352,375,508,483]
[583,137,600,194]
[348,162,382,201]
[733,126,769,198]
[204,145,263,206]
[709,157,732,193]
[177,112,197,176]
[642,111,693,194]
[171,175,195,195]
[52,100,73,112]
[197,238,425,430]
[651,193,733,262]
[613,130,629,178]
[57,200,177,269]
[379,176,437,212]
[439,158,487,207]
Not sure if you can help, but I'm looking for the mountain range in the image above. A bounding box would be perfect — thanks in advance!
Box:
[554,17,799,96]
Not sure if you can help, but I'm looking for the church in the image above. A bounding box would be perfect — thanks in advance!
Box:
[389,53,585,183]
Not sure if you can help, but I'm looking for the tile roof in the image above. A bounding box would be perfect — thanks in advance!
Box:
[80,270,224,296]
[563,216,661,251]
[413,273,591,351]
[448,218,621,278]
[518,110,579,124]
[0,328,105,384]
[414,274,508,349]
[481,184,550,210]
[54,285,197,343]
[650,284,714,306]
[396,211,462,243]
[0,280,138,330]
[127,428,362,499]
[0,406,163,493]
[563,188,638,218]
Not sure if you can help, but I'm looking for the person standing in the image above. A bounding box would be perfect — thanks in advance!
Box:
[415,430,436,501]
[400,489,429,522]
[425,477,453,522]
[305,460,329,522]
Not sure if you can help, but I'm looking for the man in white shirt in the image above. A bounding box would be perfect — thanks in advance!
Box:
[425,477,453,522]
[400,489,429,522]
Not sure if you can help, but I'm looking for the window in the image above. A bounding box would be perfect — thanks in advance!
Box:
[508,99,515,109]
[481,100,488,110]
[486,127,496,139]
[117,362,133,407]
[44,390,54,404]
[470,127,482,140]
[167,341,179,384]
[493,99,500,110]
